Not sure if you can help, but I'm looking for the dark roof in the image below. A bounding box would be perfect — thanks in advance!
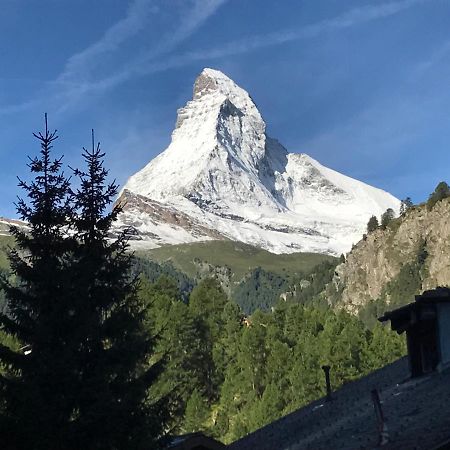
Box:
[167,432,226,450]
[228,357,450,449]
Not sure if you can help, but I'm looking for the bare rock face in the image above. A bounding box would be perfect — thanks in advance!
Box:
[329,199,450,313]
[193,70,220,99]
[113,190,226,247]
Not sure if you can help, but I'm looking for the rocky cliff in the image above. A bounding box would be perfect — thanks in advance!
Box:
[328,198,450,313]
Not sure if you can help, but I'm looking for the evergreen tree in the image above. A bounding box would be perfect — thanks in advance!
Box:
[183,389,208,433]
[153,298,211,426]
[427,181,450,210]
[189,278,228,340]
[0,123,168,449]
[67,134,167,449]
[220,301,242,365]
[0,117,74,449]
[238,310,267,398]
[361,322,406,374]
[366,215,379,233]
[380,208,395,229]
[400,197,413,215]
[189,278,228,398]
[251,383,284,430]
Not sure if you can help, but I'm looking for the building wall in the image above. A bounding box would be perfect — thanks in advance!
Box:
[437,303,450,367]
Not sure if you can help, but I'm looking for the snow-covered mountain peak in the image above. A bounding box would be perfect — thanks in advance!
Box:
[118,69,400,255]
[176,68,265,140]
[193,68,236,98]
[125,68,269,204]
[193,68,258,112]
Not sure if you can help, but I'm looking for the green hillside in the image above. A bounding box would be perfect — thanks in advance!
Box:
[1,235,335,282]
[136,240,336,281]
[0,235,14,271]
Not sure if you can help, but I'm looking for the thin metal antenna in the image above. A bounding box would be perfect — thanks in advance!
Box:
[371,388,389,446]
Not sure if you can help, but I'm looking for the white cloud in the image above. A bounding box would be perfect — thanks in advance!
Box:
[0,0,427,115]
[71,0,429,94]
[0,0,227,115]
[55,0,227,112]
[59,0,159,84]
[163,0,428,65]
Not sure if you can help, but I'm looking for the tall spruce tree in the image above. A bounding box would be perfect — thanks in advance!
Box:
[67,133,167,449]
[0,123,168,449]
[0,116,74,449]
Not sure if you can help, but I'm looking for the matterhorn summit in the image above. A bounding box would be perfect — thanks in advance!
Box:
[116,68,399,255]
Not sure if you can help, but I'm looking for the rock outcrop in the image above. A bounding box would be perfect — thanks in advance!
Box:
[328,199,450,313]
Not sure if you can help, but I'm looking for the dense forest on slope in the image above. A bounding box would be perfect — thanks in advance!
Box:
[0,236,13,271]
[0,234,193,313]
[139,276,406,444]
[233,260,337,314]
[137,241,339,315]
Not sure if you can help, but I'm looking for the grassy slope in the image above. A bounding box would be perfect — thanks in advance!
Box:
[136,240,336,281]
[0,235,14,271]
[1,234,336,282]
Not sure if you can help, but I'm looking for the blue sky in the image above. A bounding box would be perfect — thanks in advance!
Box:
[1,0,449,217]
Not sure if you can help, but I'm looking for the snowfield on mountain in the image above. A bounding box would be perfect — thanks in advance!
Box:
[116,68,400,255]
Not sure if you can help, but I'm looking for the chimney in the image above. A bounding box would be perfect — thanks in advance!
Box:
[321,365,332,401]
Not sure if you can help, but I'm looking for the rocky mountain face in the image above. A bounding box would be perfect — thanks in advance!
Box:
[116,68,399,255]
[326,198,450,313]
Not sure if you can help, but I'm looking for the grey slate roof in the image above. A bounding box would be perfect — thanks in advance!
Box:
[228,357,450,450]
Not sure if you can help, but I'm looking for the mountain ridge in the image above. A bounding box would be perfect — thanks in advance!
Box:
[117,68,400,254]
